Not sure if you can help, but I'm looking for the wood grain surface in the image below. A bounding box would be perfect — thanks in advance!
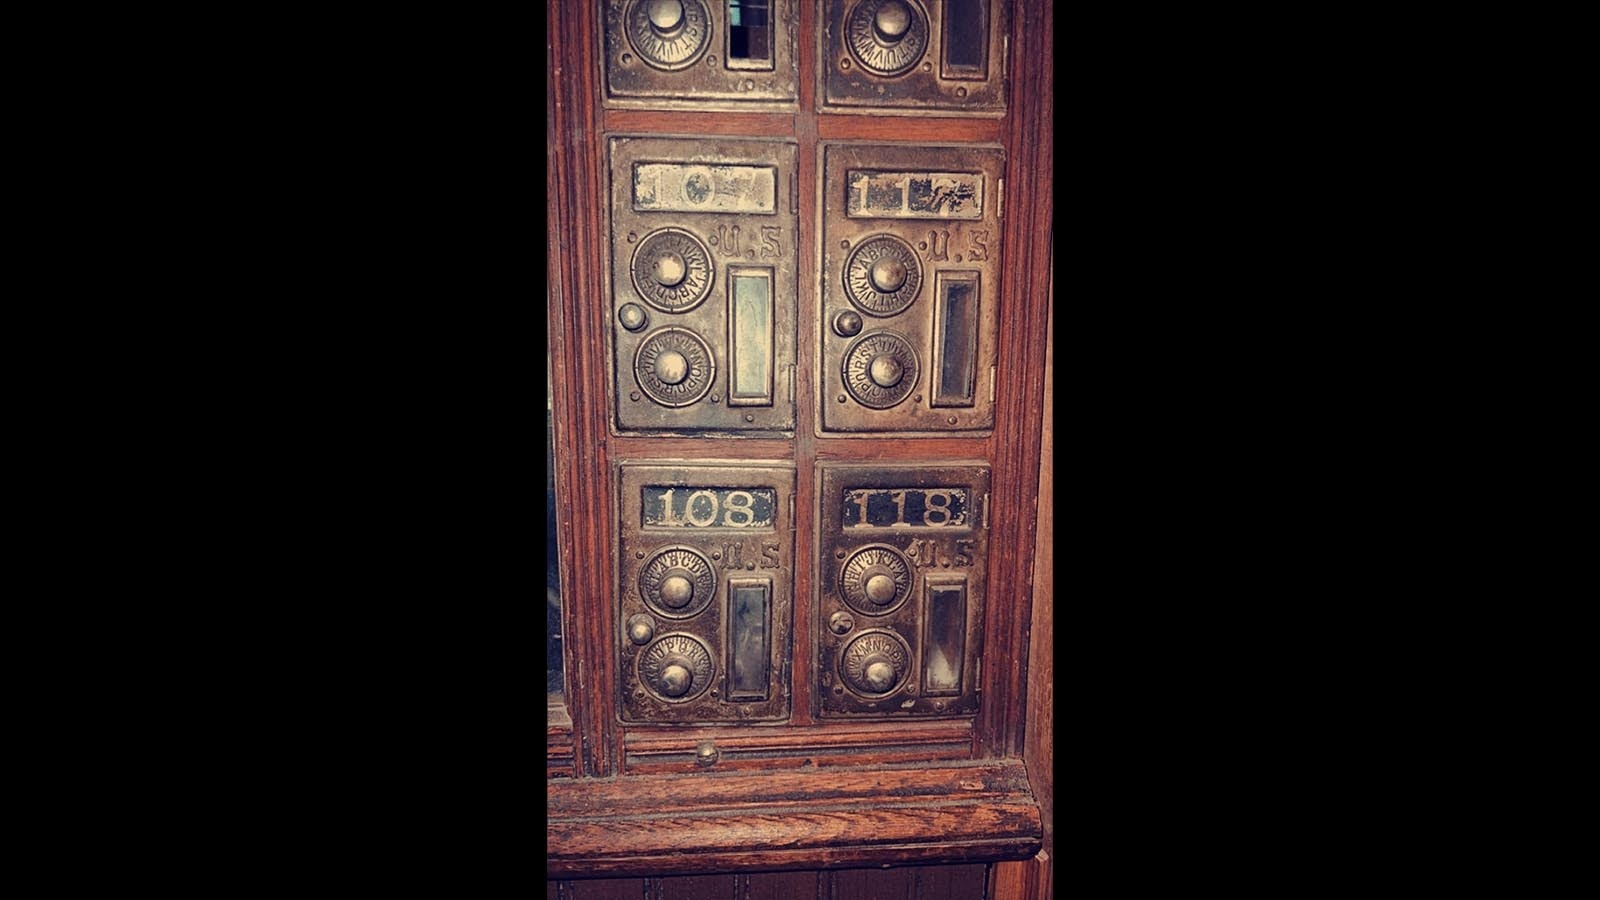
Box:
[548,760,1040,878]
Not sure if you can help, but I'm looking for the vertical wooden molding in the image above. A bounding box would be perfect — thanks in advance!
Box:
[548,0,619,776]
[1024,273,1055,897]
[790,0,819,729]
[987,852,1047,900]
[977,0,1055,760]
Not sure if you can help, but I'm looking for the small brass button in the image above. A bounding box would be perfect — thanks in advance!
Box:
[659,573,694,608]
[868,354,904,388]
[874,0,911,42]
[659,663,692,697]
[695,740,719,767]
[869,257,908,293]
[627,614,655,645]
[834,310,863,337]
[828,611,856,635]
[654,350,690,385]
[618,303,647,331]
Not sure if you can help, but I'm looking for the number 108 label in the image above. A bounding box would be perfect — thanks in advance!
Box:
[642,486,777,529]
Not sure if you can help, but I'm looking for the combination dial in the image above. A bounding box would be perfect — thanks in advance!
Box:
[638,545,716,618]
[844,0,930,77]
[624,0,712,71]
[631,228,714,313]
[839,629,911,697]
[844,234,921,317]
[634,327,716,407]
[839,544,912,615]
[842,330,919,409]
[638,632,715,702]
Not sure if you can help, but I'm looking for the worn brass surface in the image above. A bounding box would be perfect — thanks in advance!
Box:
[816,461,989,718]
[609,136,799,435]
[818,0,1007,116]
[818,142,1003,434]
[602,0,799,110]
[619,460,796,723]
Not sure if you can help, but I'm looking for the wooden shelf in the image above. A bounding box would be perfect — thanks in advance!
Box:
[547,759,1041,877]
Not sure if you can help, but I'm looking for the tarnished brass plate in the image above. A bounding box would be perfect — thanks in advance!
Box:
[619,460,796,724]
[819,142,1003,435]
[818,0,1007,116]
[816,461,989,718]
[609,135,798,435]
[602,0,799,111]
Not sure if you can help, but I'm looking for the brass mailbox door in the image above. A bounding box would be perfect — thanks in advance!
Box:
[818,142,1004,435]
[617,460,796,724]
[818,0,1008,116]
[608,135,799,435]
[815,461,989,718]
[602,0,800,110]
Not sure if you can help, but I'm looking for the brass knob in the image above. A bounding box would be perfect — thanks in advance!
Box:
[873,0,911,43]
[647,0,685,34]
[618,303,647,331]
[868,353,905,388]
[696,740,719,767]
[863,658,897,692]
[653,251,687,287]
[659,573,694,608]
[834,310,863,337]
[864,573,897,604]
[828,611,856,635]
[869,256,908,292]
[654,350,690,386]
[659,662,692,697]
[627,614,655,644]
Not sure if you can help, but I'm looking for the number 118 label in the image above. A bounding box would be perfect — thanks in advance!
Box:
[842,488,969,528]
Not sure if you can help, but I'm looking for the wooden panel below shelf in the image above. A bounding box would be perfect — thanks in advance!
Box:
[622,719,973,774]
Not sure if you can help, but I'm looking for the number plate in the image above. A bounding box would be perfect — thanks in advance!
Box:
[643,486,779,529]
[816,461,989,718]
[843,488,970,528]
[619,460,795,724]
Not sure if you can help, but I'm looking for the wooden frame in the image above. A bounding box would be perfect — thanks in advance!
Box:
[549,0,1052,879]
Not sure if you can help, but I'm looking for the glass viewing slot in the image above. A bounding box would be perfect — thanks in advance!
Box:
[727,0,774,71]
[941,0,988,79]
[728,267,774,406]
[931,271,980,407]
[922,575,967,695]
[729,577,771,700]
